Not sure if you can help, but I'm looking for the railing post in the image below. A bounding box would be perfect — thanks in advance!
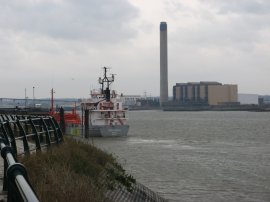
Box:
[40,118,52,146]
[5,122,17,155]
[37,119,44,143]
[59,107,65,133]
[29,119,41,152]
[4,115,10,121]
[16,120,30,155]
[0,124,10,146]
[84,109,89,138]
[48,117,61,144]
[51,117,63,141]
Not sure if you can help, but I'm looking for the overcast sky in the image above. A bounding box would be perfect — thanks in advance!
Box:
[1,0,269,98]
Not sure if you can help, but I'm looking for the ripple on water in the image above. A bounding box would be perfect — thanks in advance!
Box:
[94,111,270,202]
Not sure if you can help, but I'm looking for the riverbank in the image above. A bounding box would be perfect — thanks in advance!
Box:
[19,138,136,202]
[162,104,270,112]
[126,104,270,112]
[19,137,167,202]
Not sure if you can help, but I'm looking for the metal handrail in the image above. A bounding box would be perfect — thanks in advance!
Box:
[0,140,39,202]
[0,115,63,155]
[0,115,64,201]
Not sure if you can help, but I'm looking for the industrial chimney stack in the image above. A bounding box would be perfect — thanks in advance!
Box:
[160,22,168,106]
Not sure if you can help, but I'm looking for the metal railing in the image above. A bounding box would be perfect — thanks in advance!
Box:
[0,139,39,202]
[0,115,64,201]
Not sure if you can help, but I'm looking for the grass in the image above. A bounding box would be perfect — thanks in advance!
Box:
[19,137,136,202]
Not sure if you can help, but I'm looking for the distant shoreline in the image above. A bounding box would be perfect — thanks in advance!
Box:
[1,104,270,115]
[129,105,270,112]
[162,105,270,112]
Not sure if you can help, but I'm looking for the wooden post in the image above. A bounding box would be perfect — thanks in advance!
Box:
[84,109,89,138]
[59,107,65,133]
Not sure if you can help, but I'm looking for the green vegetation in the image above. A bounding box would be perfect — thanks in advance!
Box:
[20,137,136,202]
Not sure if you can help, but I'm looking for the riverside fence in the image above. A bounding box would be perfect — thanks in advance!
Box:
[0,114,64,201]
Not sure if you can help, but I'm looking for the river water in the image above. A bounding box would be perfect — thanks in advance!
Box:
[91,110,270,202]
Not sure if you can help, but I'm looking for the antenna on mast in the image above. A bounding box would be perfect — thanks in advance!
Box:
[99,67,115,101]
[50,88,55,114]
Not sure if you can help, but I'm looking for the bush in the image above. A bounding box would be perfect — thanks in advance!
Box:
[20,137,135,202]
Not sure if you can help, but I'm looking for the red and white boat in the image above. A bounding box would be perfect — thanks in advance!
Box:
[81,67,129,137]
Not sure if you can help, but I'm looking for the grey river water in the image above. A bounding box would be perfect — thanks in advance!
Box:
[91,110,270,202]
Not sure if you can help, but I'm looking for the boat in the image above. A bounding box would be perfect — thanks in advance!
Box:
[80,67,129,137]
[49,89,81,125]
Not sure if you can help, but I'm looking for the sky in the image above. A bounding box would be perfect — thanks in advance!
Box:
[0,0,270,98]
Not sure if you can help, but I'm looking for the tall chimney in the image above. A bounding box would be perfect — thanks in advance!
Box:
[160,22,168,106]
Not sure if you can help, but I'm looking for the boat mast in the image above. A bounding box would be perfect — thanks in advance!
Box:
[50,88,55,114]
[99,67,115,101]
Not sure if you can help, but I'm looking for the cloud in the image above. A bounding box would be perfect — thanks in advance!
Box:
[0,0,138,43]
[0,0,140,83]
[0,0,270,97]
[204,0,270,15]
[166,0,270,52]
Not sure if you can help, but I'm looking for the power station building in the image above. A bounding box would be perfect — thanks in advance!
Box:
[173,82,238,106]
[158,22,238,107]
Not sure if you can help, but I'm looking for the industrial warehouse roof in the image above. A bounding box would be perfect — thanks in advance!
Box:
[175,82,222,86]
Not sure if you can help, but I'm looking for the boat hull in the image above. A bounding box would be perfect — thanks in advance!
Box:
[85,125,129,137]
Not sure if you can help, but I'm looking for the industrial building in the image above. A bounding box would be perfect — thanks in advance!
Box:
[159,22,238,108]
[173,82,238,106]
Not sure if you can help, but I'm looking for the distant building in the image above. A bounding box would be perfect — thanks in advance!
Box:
[120,95,141,107]
[120,95,160,109]
[238,94,259,105]
[173,82,238,106]
[258,95,270,105]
